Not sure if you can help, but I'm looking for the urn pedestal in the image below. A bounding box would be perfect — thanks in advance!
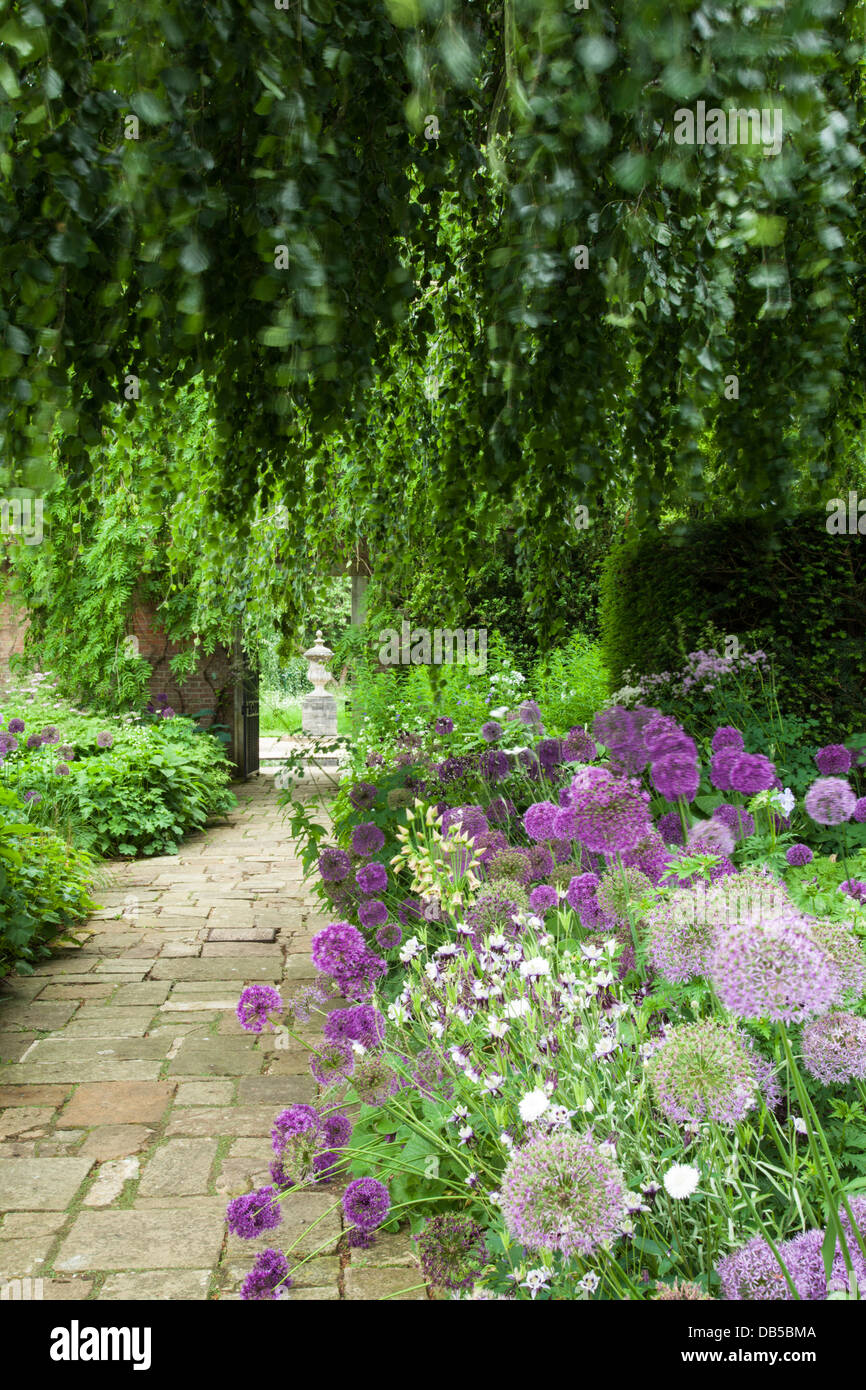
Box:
[301,631,338,738]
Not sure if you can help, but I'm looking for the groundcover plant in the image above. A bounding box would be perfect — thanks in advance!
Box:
[227,681,866,1301]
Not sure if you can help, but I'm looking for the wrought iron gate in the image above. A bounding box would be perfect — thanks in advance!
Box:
[241,660,260,778]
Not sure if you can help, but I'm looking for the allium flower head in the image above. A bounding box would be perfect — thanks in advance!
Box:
[711,726,744,753]
[480,720,503,743]
[376,922,402,950]
[854,798,866,824]
[415,1215,488,1292]
[804,777,856,827]
[487,848,532,886]
[435,716,454,735]
[323,1004,385,1050]
[271,1104,321,1156]
[236,984,283,1034]
[650,746,700,803]
[646,1019,776,1126]
[596,865,652,924]
[529,884,558,915]
[801,1012,866,1085]
[226,1186,283,1239]
[710,917,838,1023]
[351,821,386,856]
[240,1249,291,1301]
[569,769,653,855]
[786,843,813,867]
[563,727,598,762]
[522,800,560,843]
[349,781,378,811]
[465,882,529,938]
[7,718,25,734]
[356,861,387,894]
[357,898,388,929]
[351,1051,401,1106]
[500,1131,626,1258]
[728,752,776,796]
[96,730,114,749]
[343,1177,390,1234]
[656,811,685,846]
[318,846,352,883]
[26,733,43,749]
[441,805,489,841]
[815,744,852,775]
[713,804,755,842]
[39,725,60,745]
[309,1038,355,1087]
[806,916,866,999]
[686,818,736,858]
[718,1229,829,1301]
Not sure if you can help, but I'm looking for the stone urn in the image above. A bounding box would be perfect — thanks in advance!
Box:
[301,630,338,737]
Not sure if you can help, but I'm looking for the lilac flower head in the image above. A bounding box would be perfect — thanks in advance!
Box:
[815,744,852,775]
[415,1215,489,1292]
[785,843,813,867]
[711,726,744,754]
[522,800,560,843]
[96,730,114,750]
[480,720,503,743]
[349,781,378,811]
[435,716,454,735]
[318,846,352,883]
[801,1012,866,1085]
[226,1186,283,1239]
[236,984,283,1034]
[728,753,777,796]
[500,1131,626,1258]
[241,1249,291,1301]
[351,821,386,856]
[710,918,839,1023]
[804,777,856,827]
[356,861,387,894]
[343,1177,390,1234]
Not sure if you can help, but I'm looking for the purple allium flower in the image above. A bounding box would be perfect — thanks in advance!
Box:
[728,753,777,796]
[240,1249,291,1301]
[710,919,838,1024]
[7,718,25,734]
[643,714,691,759]
[478,748,510,781]
[319,846,352,882]
[356,861,388,894]
[271,1104,321,1154]
[801,1012,866,1085]
[803,916,865,1000]
[651,747,700,803]
[343,1177,390,1234]
[487,847,533,886]
[518,699,542,725]
[565,872,601,913]
[500,1131,626,1258]
[713,804,756,841]
[804,777,856,827]
[397,896,423,925]
[569,769,654,855]
[536,737,564,772]
[25,733,43,749]
[310,921,387,999]
[710,749,739,792]
[21,790,42,804]
[786,843,813,867]
[656,811,685,846]
[717,1234,819,1301]
[646,1019,776,1126]
[236,984,283,1034]
[351,1051,402,1106]
[529,884,558,915]
[563,727,598,762]
[39,725,60,745]
[357,898,388,929]
[376,922,402,950]
[349,781,378,811]
[321,1113,353,1149]
[474,830,510,868]
[434,716,454,735]
[522,800,560,843]
[480,720,503,743]
[323,1004,385,1050]
[226,1186,283,1239]
[161,706,176,718]
[686,818,736,858]
[711,726,745,754]
[486,796,516,825]
[831,1197,866,1294]
[815,744,852,775]
[441,805,489,842]
[526,844,554,881]
[54,762,70,776]
[96,730,114,749]
[839,878,866,903]
[465,882,528,938]
[309,1038,355,1086]
[415,1215,489,1292]
[351,821,386,856]
[854,798,866,823]
[592,704,656,777]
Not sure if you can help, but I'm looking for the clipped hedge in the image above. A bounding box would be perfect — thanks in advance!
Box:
[599,509,866,735]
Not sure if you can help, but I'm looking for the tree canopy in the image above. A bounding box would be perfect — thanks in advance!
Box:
[2,0,866,638]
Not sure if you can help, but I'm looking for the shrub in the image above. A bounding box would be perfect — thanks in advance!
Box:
[0,787,96,978]
[599,511,866,737]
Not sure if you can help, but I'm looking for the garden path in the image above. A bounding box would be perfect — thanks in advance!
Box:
[0,773,425,1301]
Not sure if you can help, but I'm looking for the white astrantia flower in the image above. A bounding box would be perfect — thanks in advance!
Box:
[519,956,550,979]
[399,935,422,963]
[486,1015,510,1039]
[598,1141,617,1159]
[503,998,530,1019]
[350,1041,367,1057]
[430,1021,444,1039]
[594,1036,618,1059]
[663,1163,701,1200]
[518,1088,550,1123]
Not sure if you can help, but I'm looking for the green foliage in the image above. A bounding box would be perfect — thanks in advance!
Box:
[599,511,866,738]
[0,786,95,978]
[531,633,610,734]
[0,684,236,857]
[2,2,865,641]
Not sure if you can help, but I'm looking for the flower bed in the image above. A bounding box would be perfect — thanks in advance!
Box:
[228,681,866,1301]
[0,675,236,857]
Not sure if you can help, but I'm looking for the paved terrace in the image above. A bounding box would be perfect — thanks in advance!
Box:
[0,773,424,1301]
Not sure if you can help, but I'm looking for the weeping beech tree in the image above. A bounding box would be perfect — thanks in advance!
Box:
[2,0,866,639]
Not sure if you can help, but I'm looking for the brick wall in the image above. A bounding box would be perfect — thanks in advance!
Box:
[0,597,28,687]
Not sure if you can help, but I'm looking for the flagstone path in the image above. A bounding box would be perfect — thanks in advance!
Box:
[0,773,425,1302]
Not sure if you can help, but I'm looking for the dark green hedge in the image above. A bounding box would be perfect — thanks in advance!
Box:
[599,510,866,735]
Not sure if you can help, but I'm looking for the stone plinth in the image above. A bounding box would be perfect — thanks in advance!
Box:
[301,692,338,737]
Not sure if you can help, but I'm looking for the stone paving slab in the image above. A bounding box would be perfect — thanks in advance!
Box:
[0,1156,93,1210]
[55,1208,226,1271]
